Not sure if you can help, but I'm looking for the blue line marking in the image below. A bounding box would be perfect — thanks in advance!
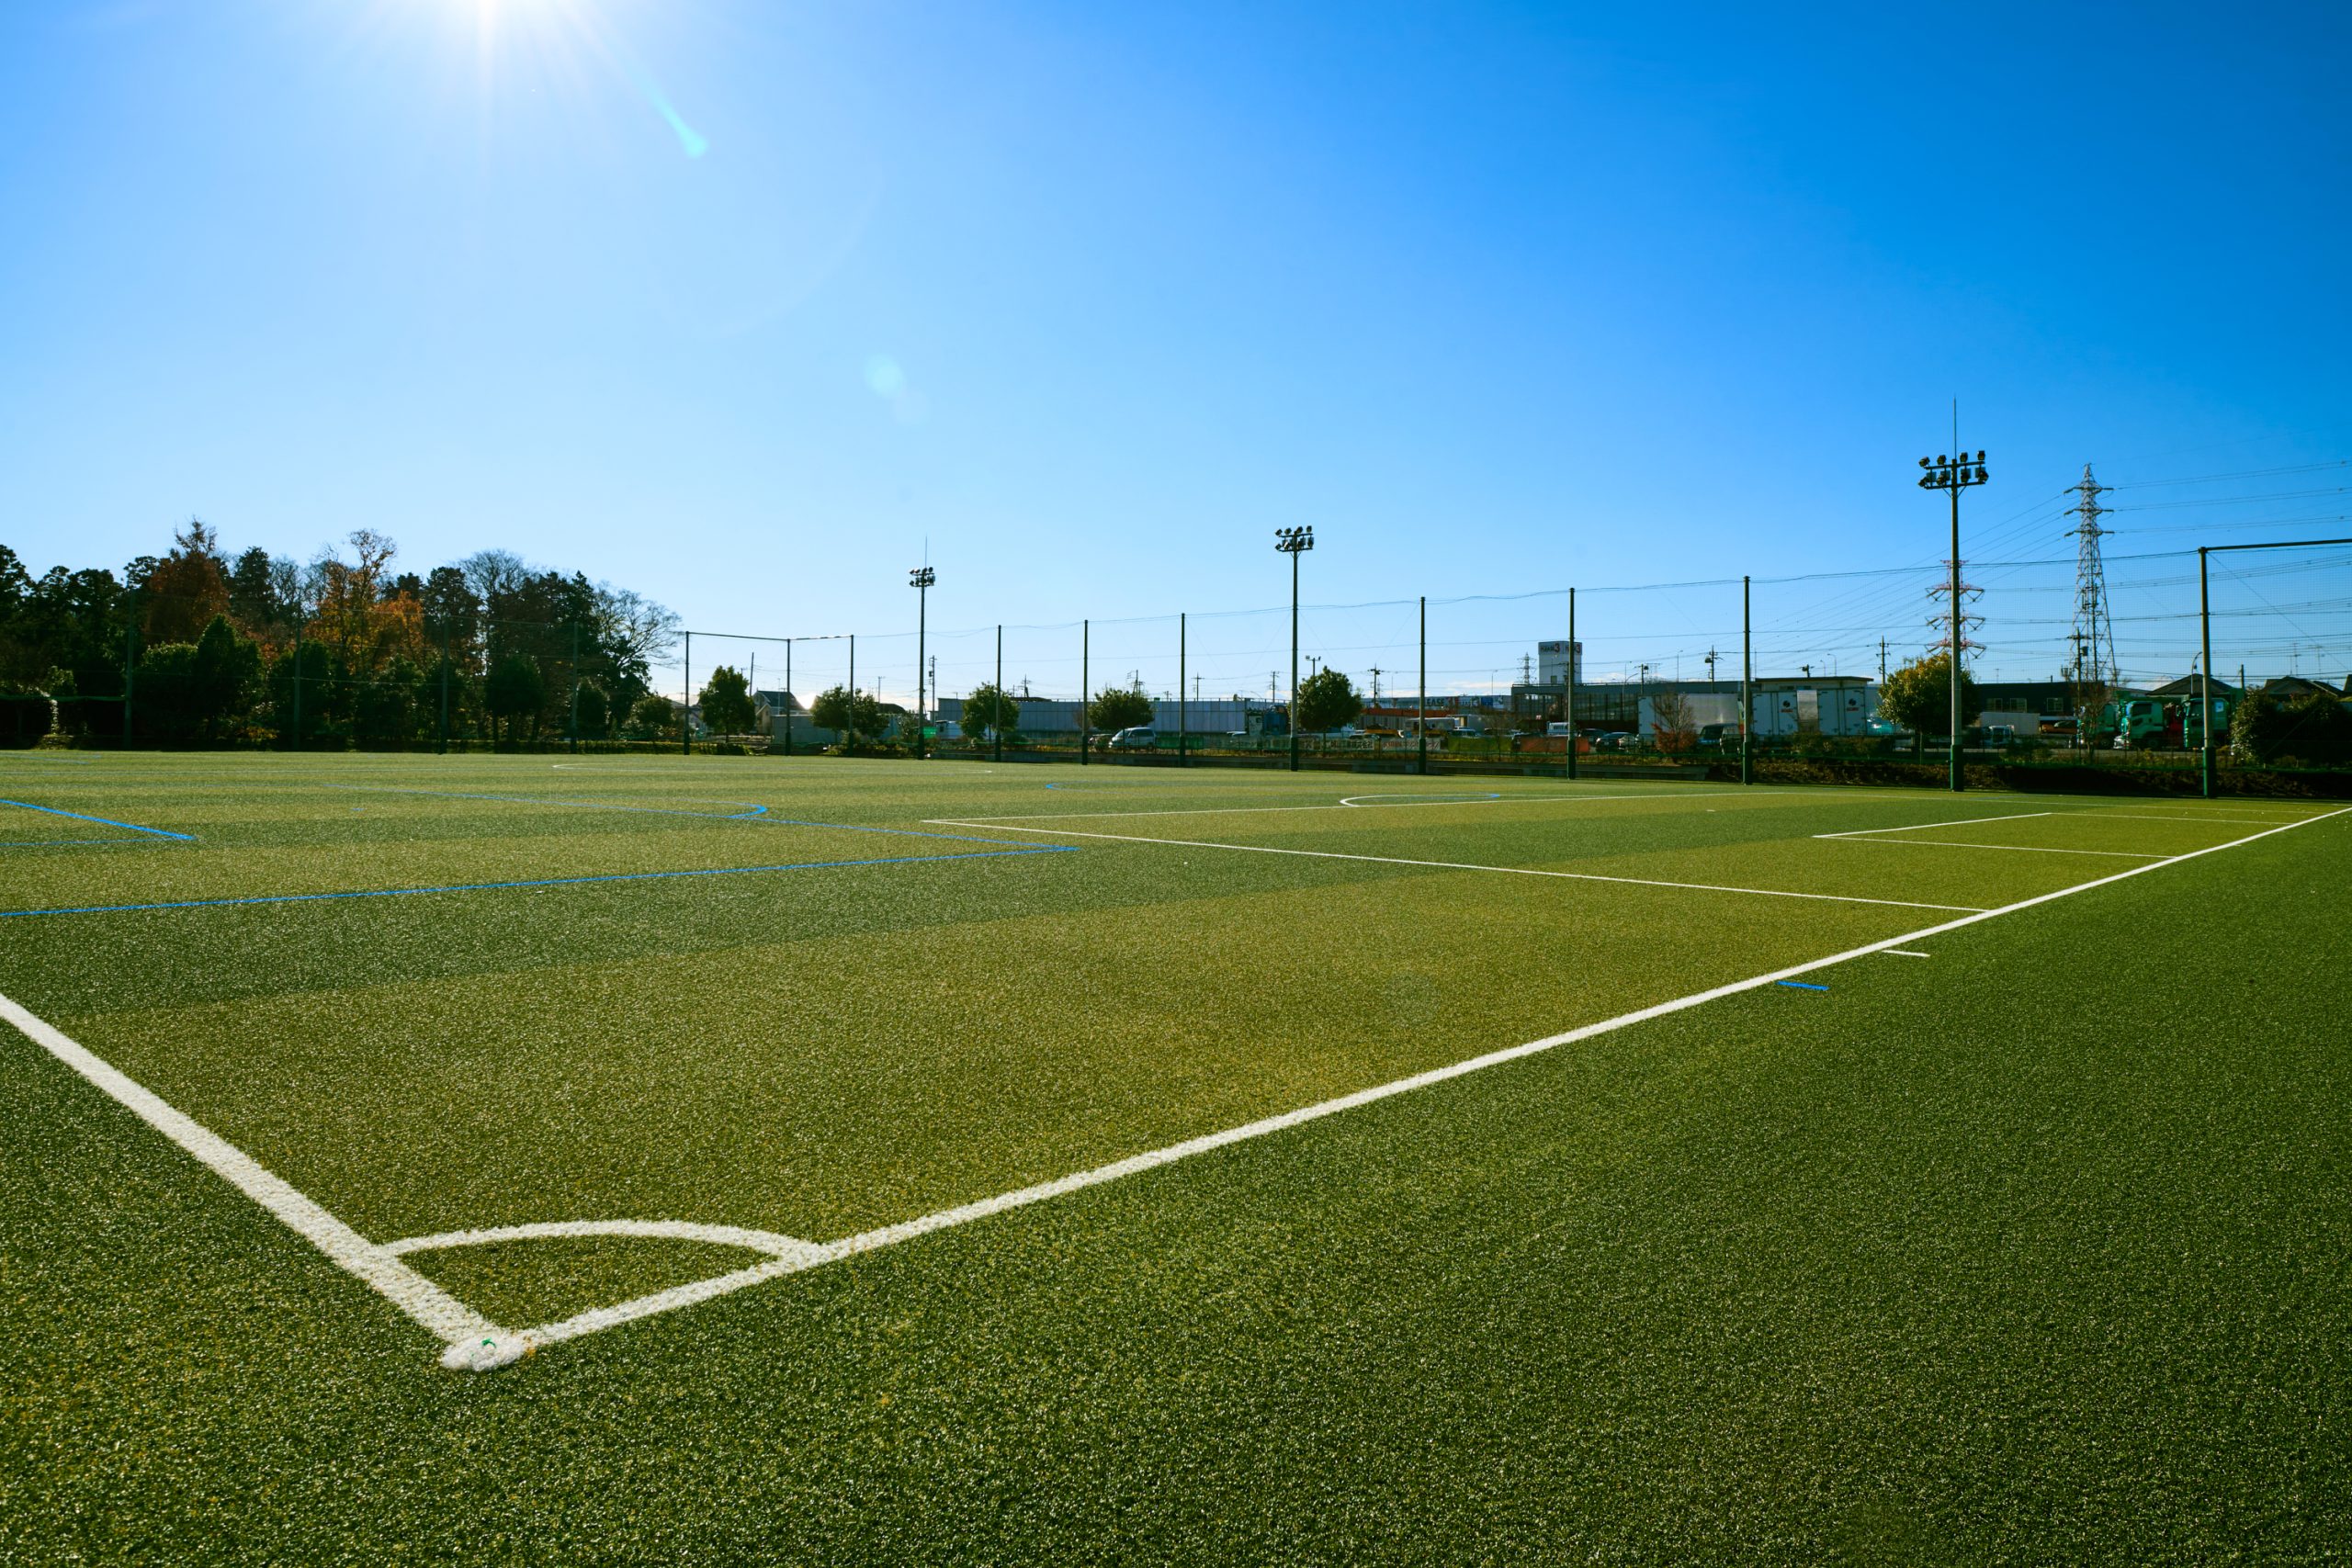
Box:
[0,799,195,840]
[0,839,174,850]
[0,845,1077,919]
[329,784,1040,851]
[1776,980,1829,992]
[334,785,773,821]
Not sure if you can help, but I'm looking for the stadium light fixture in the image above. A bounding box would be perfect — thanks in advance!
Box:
[1274,527,1315,772]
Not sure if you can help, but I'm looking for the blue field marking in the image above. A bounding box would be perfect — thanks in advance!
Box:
[1776,980,1830,992]
[0,844,1077,920]
[332,785,773,821]
[327,784,1049,851]
[0,839,175,850]
[0,799,195,840]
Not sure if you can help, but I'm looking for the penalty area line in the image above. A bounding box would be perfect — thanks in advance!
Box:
[922,818,1987,912]
[471,804,2348,1369]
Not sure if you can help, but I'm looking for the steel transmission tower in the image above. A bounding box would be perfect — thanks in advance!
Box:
[2066,464,2118,694]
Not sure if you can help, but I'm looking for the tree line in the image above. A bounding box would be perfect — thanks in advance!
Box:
[0,521,680,748]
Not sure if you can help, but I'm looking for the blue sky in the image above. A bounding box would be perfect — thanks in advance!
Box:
[3,0,2346,702]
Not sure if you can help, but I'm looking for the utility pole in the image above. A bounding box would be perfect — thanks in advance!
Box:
[993,626,1002,762]
[681,630,692,755]
[1367,666,1383,704]
[1918,444,1990,792]
[910,566,934,759]
[1566,588,1577,782]
[1275,526,1314,771]
[1878,637,1889,684]
[1080,620,1090,765]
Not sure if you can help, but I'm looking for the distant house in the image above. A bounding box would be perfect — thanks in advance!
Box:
[2143,675,2242,701]
[2256,675,2344,703]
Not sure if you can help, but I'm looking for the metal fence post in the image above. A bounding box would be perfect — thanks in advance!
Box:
[1566,586,1577,781]
[1417,596,1427,776]
[1740,576,1752,786]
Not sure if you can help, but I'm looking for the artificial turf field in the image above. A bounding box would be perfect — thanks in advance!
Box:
[3,753,2348,1563]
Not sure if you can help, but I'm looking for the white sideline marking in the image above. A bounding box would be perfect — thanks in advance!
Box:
[0,991,497,1349]
[386,1218,823,1261]
[2096,811,2321,826]
[964,791,1758,823]
[1882,950,1933,958]
[463,803,2350,1367]
[922,819,1990,912]
[1815,812,2055,839]
[1823,837,2169,859]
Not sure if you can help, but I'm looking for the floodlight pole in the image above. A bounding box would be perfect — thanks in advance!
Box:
[682,630,692,755]
[1274,526,1314,772]
[1080,620,1090,765]
[1740,576,1752,786]
[783,639,793,756]
[1417,595,1428,776]
[847,636,855,747]
[994,626,1003,762]
[910,567,934,760]
[1918,446,1990,792]
[1566,587,1577,781]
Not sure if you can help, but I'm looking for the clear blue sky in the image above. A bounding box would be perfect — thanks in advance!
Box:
[4,0,2347,702]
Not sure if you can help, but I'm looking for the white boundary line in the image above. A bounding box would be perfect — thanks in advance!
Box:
[0,990,497,1350]
[921,818,1990,912]
[1821,838,2170,859]
[447,802,2347,1368]
[9,805,2344,1372]
[957,790,1759,824]
[1815,811,2055,839]
[384,1218,823,1261]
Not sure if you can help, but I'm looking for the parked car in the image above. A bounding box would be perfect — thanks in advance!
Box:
[1982,723,2018,747]
[1695,722,1742,748]
[1862,717,1901,738]
[1106,727,1159,750]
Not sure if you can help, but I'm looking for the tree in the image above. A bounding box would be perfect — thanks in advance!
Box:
[485,653,548,743]
[811,683,885,743]
[575,678,612,739]
[2231,688,2352,767]
[626,693,678,740]
[1648,687,1695,752]
[142,520,231,645]
[1085,685,1151,734]
[227,547,295,639]
[1877,652,1978,749]
[1294,667,1363,733]
[965,682,1025,743]
[698,665,759,735]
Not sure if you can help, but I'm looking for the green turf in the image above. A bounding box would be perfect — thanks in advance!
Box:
[2,752,2346,1562]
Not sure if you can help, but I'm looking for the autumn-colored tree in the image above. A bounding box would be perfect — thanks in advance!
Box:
[142,520,231,645]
